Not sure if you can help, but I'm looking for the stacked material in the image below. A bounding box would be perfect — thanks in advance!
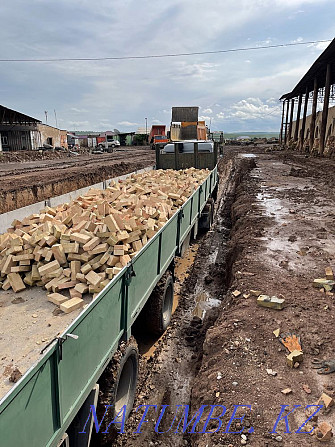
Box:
[0,168,209,313]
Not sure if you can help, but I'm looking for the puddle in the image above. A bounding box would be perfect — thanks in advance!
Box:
[193,291,221,319]
[207,247,219,264]
[240,153,257,158]
[256,193,286,223]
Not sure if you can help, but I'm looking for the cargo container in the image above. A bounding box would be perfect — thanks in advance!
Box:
[0,149,218,447]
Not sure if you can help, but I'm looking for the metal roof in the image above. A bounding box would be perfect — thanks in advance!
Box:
[0,105,41,125]
[280,38,335,100]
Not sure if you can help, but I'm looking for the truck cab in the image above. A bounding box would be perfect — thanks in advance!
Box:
[149,125,167,149]
[152,134,168,150]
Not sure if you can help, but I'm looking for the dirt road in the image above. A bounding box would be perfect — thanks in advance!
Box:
[0,146,155,213]
[101,147,335,446]
[190,148,335,447]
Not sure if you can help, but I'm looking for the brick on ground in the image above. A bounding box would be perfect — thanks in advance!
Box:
[60,297,84,313]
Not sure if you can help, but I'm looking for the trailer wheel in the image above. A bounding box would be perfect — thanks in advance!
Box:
[199,198,214,231]
[144,271,174,336]
[96,337,138,443]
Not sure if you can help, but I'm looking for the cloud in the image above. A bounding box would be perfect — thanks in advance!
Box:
[0,0,333,133]
[290,37,304,43]
[68,120,90,127]
[171,62,218,81]
[227,97,282,121]
[199,115,211,121]
[117,121,139,127]
[70,107,88,113]
[308,41,330,51]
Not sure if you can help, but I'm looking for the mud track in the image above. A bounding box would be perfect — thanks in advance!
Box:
[97,150,254,446]
[93,146,335,447]
[0,147,155,213]
[191,147,335,447]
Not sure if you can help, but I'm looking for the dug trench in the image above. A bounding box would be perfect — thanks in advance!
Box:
[93,150,256,447]
[92,146,335,447]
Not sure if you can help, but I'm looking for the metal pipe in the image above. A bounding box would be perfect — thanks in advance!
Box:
[320,63,332,155]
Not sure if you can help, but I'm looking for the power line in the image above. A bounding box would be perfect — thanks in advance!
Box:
[0,39,331,63]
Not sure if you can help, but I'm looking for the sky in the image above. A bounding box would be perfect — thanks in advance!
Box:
[0,0,334,133]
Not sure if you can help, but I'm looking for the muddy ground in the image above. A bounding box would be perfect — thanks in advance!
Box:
[98,146,335,447]
[0,146,154,213]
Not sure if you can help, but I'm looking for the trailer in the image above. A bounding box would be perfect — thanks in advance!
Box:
[0,148,218,447]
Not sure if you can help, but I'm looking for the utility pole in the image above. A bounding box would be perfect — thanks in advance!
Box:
[145,117,148,143]
[54,109,58,128]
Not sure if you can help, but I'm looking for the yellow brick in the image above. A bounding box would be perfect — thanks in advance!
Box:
[85,270,102,287]
[51,244,67,265]
[47,293,69,305]
[60,297,84,313]
[8,273,26,292]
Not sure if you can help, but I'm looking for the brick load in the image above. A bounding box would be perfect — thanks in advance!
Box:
[0,168,209,313]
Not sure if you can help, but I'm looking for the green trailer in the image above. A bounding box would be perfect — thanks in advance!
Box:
[0,159,218,447]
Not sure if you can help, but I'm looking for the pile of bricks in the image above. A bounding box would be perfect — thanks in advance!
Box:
[0,168,209,313]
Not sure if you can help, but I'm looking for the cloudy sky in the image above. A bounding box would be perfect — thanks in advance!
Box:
[0,0,334,132]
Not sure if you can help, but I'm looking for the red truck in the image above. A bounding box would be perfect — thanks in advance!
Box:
[149,125,168,149]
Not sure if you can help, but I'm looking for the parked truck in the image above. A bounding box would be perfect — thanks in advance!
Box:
[149,125,168,150]
[0,143,218,447]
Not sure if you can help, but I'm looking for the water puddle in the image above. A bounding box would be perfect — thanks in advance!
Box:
[207,247,219,264]
[193,291,221,319]
[256,192,286,223]
[240,153,257,158]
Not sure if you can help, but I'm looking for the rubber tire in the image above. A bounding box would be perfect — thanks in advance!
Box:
[208,198,214,228]
[96,337,138,443]
[199,199,214,231]
[143,271,174,336]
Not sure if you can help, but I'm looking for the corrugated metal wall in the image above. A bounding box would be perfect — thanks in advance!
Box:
[1,130,33,151]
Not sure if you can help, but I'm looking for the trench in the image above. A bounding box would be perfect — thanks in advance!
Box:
[106,151,256,446]
[0,148,155,213]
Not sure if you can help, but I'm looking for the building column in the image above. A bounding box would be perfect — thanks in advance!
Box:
[299,86,309,151]
[288,98,295,142]
[309,78,318,152]
[0,133,2,151]
[294,94,303,142]
[320,63,332,155]
[279,101,285,144]
[284,100,290,146]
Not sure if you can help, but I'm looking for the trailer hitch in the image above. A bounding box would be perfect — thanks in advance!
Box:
[41,333,79,360]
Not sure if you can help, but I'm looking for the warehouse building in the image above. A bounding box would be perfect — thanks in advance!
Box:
[280,38,335,156]
[0,104,67,151]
